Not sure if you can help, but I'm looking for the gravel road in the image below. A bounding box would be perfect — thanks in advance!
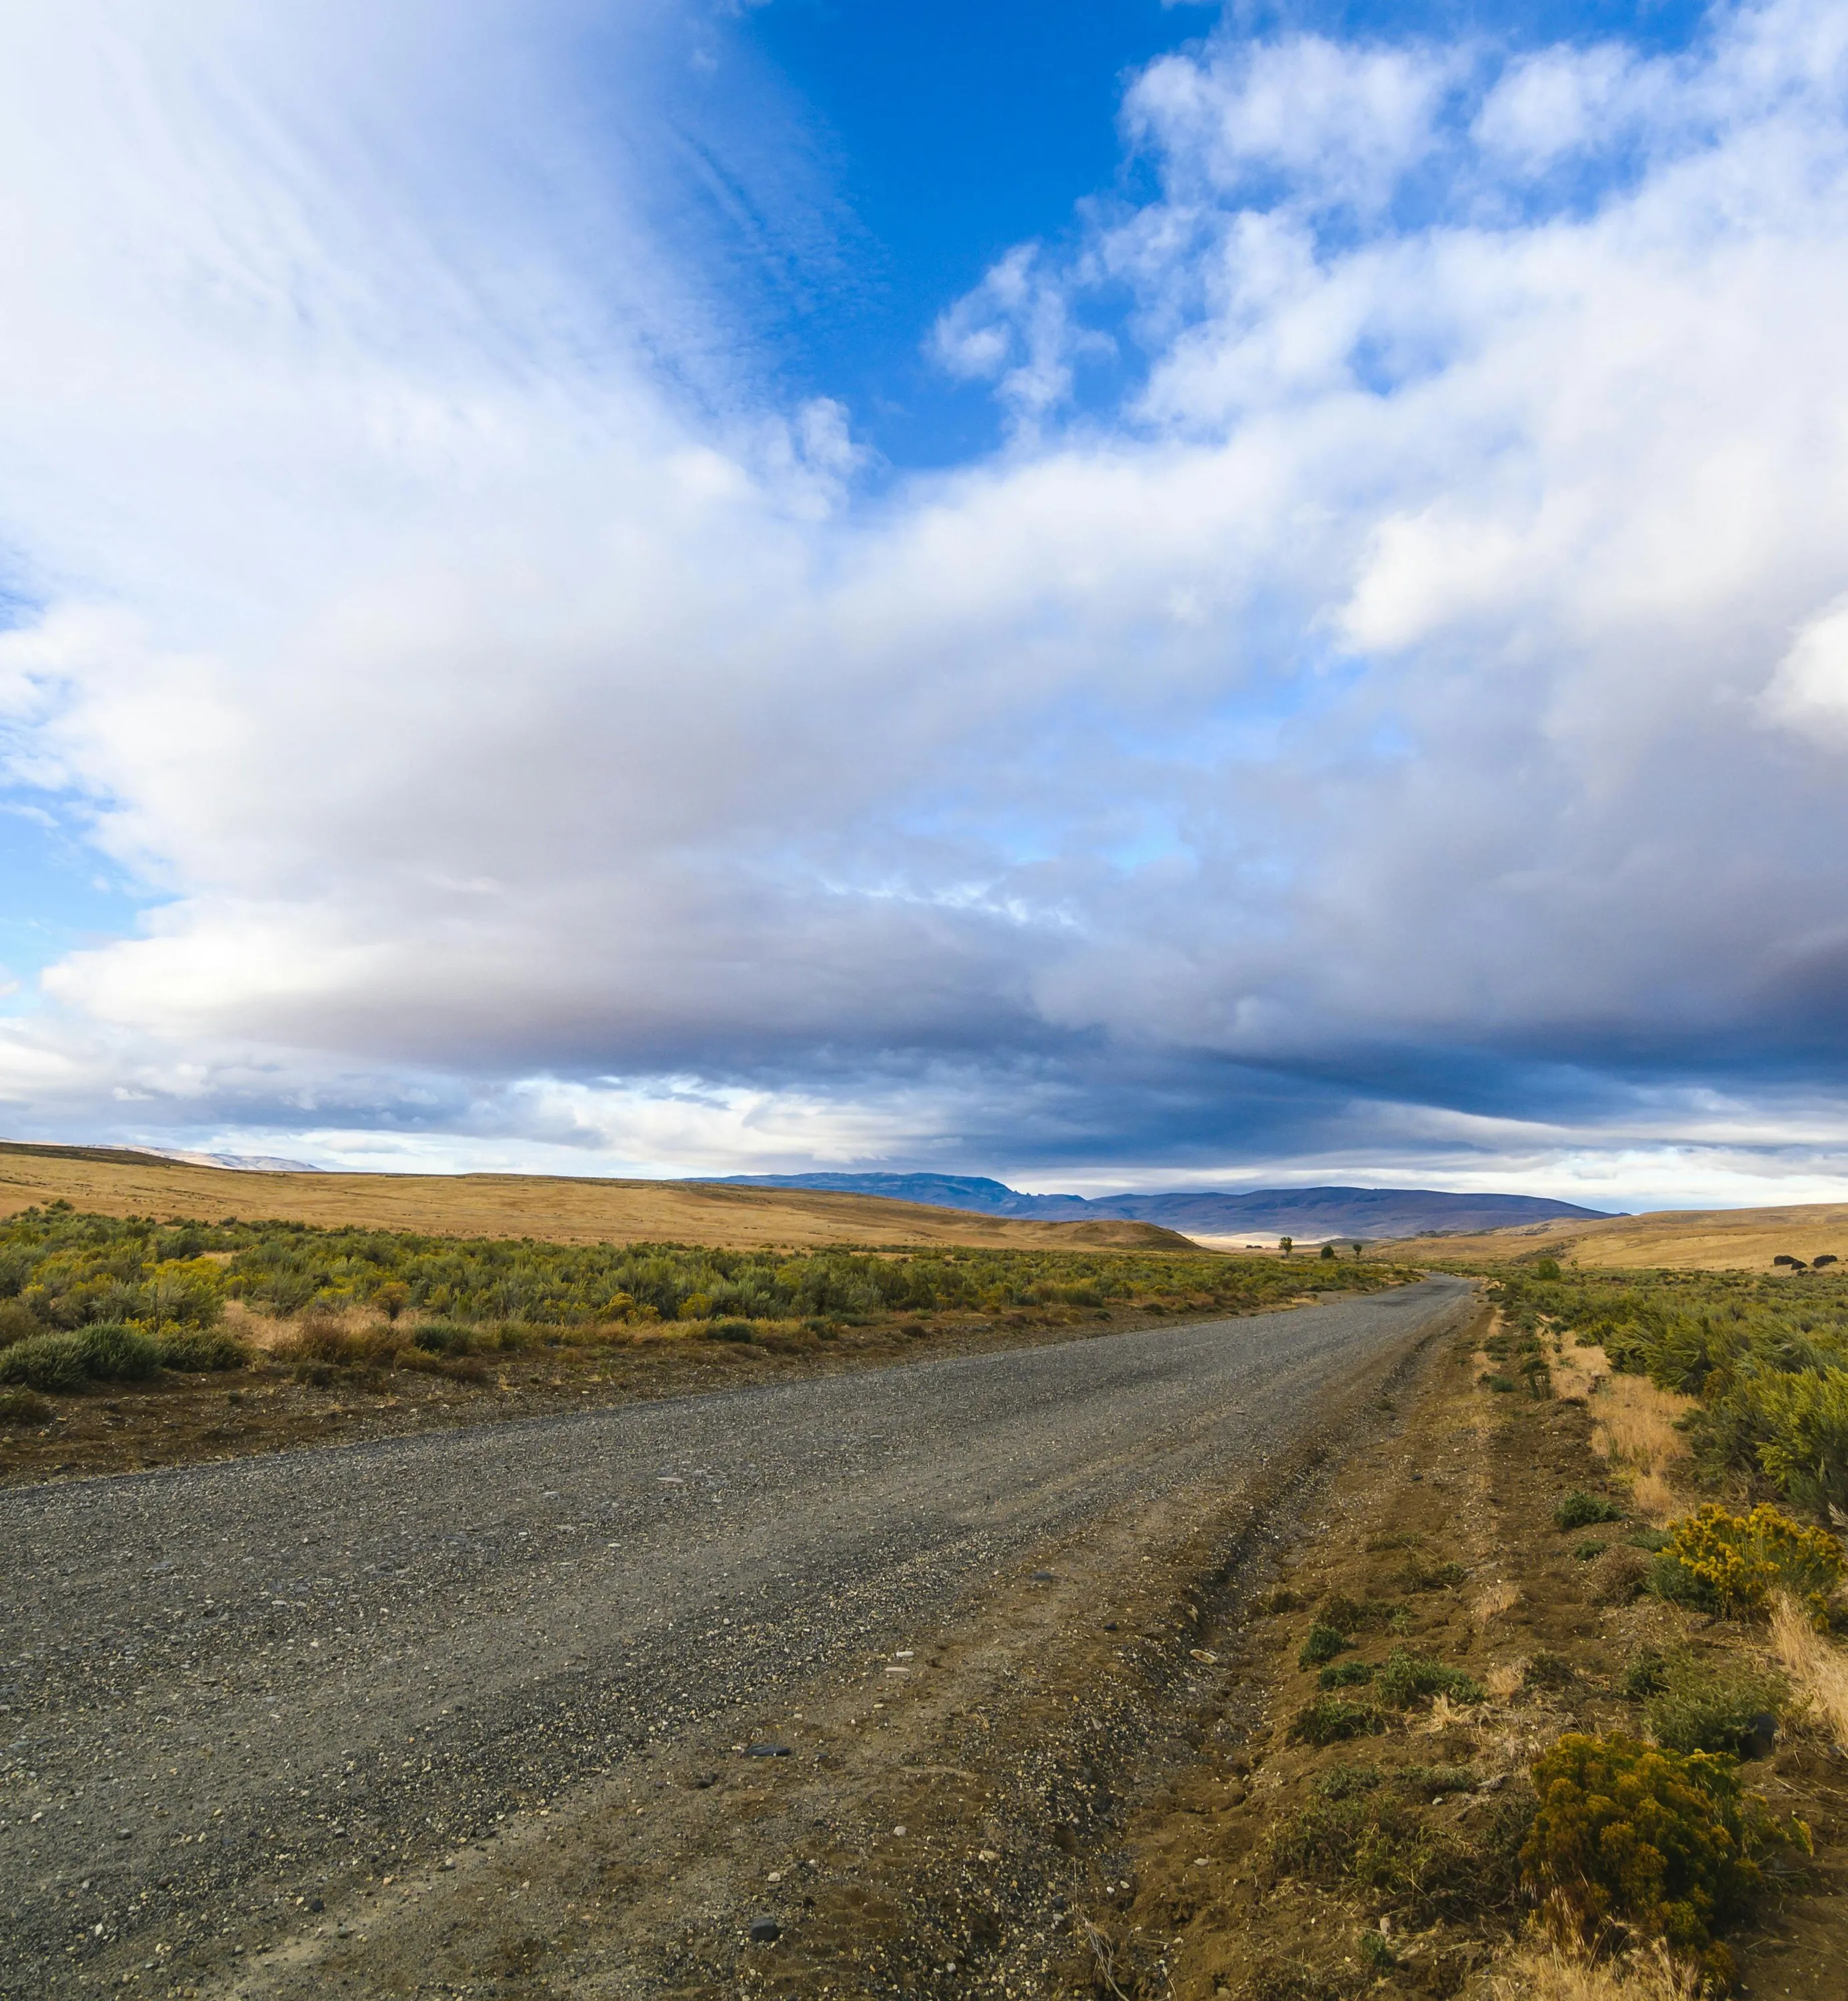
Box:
[0,1275,1471,1996]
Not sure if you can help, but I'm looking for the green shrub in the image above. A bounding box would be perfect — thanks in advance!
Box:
[0,1298,39,1348]
[1652,1502,1845,1627]
[153,1328,249,1372]
[1316,1764,1382,1799]
[0,1330,89,1392]
[1375,1648,1485,1707]
[409,1322,475,1355]
[1482,1373,1517,1393]
[1268,1780,1528,1920]
[0,1321,159,1390]
[1645,1652,1787,1759]
[1288,1697,1385,1746]
[1555,1490,1625,1530]
[74,1323,161,1381]
[705,1319,756,1343]
[1622,1649,1671,1701]
[0,1386,50,1424]
[1747,1365,1848,1517]
[1574,1539,1608,1561]
[1523,1651,1579,1693]
[1319,1659,1375,1689]
[1522,1732,1801,1983]
[1321,1591,1403,1631]
[1298,1621,1352,1668]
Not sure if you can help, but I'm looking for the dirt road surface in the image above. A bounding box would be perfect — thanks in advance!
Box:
[1,1275,1474,2000]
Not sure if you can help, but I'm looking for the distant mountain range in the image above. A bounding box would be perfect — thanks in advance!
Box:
[147,1149,323,1173]
[701,1173,1620,1242]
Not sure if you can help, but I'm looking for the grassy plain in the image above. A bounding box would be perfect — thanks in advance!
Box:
[0,1140,1186,1250]
[1389,1200,1848,1272]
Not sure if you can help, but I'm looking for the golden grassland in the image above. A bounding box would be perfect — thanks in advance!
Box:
[1389,1199,1848,1272]
[0,1139,1194,1252]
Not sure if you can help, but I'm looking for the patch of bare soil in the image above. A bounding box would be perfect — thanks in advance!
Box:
[1070,1320,1848,2000]
[0,1298,1332,1489]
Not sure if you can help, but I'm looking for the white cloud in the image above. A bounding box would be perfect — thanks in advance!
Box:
[5,0,1848,1195]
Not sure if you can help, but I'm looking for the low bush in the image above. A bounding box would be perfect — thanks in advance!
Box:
[1322,1591,1405,1632]
[153,1328,248,1372]
[409,1322,474,1356]
[705,1319,756,1343]
[0,1329,90,1392]
[1556,1491,1625,1530]
[0,1321,160,1391]
[1575,1539,1609,1561]
[1622,1649,1672,1701]
[1320,1659,1375,1689]
[75,1322,162,1381]
[0,1386,50,1424]
[1586,1543,1653,1605]
[1483,1373,1517,1393]
[1299,1621,1352,1668]
[1524,1651,1580,1694]
[1651,1503,1845,1627]
[1521,1732,1802,1984]
[277,1317,402,1378]
[0,1298,38,1348]
[1316,1763,1382,1799]
[1398,1557,1469,1591]
[1644,1652,1786,1760]
[1288,1696,1386,1746]
[1268,1778,1529,1921]
[1376,1648,1485,1708]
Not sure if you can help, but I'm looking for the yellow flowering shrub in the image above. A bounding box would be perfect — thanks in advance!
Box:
[1657,1503,1844,1627]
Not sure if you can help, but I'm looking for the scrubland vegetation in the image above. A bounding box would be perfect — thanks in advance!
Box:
[1130,1261,1848,2000]
[1486,1260,1848,1522]
[0,1200,1403,1401]
[1448,1261,1848,1990]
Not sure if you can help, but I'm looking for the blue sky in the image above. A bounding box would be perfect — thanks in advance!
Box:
[3,0,1848,1209]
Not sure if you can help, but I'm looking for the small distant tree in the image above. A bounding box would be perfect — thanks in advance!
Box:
[1279,1236,1294,1256]
[1319,1242,1336,1261]
[1352,1241,1364,1259]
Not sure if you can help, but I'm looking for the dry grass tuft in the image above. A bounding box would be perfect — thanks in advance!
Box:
[1549,1339,1607,1405]
[1581,1357,1695,1521]
[1489,1940,1701,2001]
[1769,1589,1848,1752]
[1485,1661,1527,1701]
[1474,1579,1522,1622]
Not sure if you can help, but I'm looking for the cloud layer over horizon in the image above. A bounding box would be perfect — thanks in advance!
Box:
[4,0,1848,1209]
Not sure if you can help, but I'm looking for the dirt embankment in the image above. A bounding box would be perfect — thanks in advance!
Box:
[0,1140,1190,1251]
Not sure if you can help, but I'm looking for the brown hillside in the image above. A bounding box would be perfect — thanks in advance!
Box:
[1390,1198,1848,1271]
[0,1141,1194,1252]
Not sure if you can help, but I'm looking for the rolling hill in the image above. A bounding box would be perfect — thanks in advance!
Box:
[0,1141,1190,1252]
[1393,1201,1848,1271]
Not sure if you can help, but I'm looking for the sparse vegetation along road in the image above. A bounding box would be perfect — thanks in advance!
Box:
[0,1277,1471,1999]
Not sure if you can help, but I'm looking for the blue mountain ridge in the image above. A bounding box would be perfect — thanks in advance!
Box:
[698,1174,1621,1241]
